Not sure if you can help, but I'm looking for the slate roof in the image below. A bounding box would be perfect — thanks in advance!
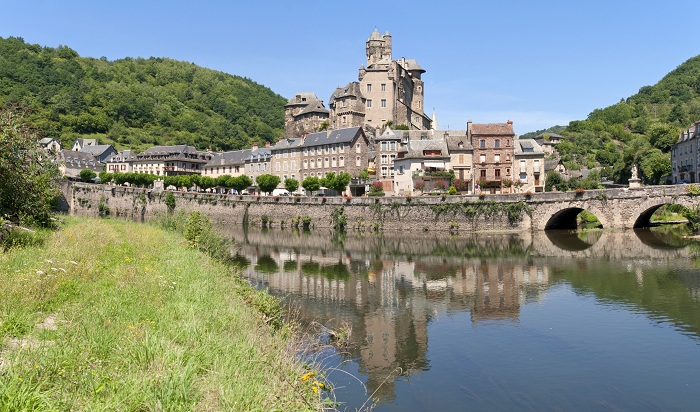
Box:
[376,128,400,141]
[206,149,251,167]
[396,139,449,160]
[678,121,700,143]
[402,59,425,73]
[271,138,303,152]
[301,127,364,147]
[514,139,544,156]
[296,101,329,116]
[80,145,114,156]
[470,123,515,136]
[60,149,99,165]
[246,147,272,163]
[444,132,472,151]
[329,82,364,104]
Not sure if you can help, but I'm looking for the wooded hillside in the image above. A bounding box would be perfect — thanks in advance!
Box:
[0,36,286,152]
[523,55,700,185]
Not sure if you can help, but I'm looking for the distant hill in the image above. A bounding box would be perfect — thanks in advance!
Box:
[0,36,286,152]
[527,55,700,184]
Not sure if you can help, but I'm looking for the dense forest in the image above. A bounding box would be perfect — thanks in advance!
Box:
[523,55,700,185]
[0,36,286,152]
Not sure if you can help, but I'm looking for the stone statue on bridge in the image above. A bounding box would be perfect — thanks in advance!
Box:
[629,163,641,188]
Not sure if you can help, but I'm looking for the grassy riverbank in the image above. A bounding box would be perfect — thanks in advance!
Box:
[0,218,321,411]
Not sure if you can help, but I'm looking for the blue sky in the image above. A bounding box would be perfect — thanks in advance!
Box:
[1,1,697,135]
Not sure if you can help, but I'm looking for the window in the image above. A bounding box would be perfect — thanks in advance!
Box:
[506,139,510,147]
[331,157,337,167]
[459,154,464,163]
[506,168,510,175]
[480,154,486,164]
[520,173,527,182]
[291,161,296,171]
[303,148,308,156]
[480,170,487,178]
[495,154,501,163]
[495,139,500,148]
[324,157,329,168]
[480,139,486,148]
[356,156,361,167]
[276,162,280,172]
[283,150,288,158]
[381,83,386,92]
[339,156,344,167]
[339,144,345,153]
[356,143,361,153]
[381,166,389,177]
[283,161,288,171]
[332,144,337,153]
[495,169,501,178]
[381,99,387,108]
[381,154,388,164]
[304,159,308,169]
[367,84,372,92]
[381,141,387,151]
[310,159,315,169]
[318,158,322,168]
[367,99,372,108]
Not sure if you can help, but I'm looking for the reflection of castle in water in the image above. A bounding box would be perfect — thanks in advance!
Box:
[238,237,551,400]
[228,226,699,401]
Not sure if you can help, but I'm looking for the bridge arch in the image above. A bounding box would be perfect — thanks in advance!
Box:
[543,206,607,230]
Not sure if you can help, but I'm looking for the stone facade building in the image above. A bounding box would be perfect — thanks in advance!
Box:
[299,127,370,182]
[469,121,516,194]
[328,82,366,130]
[284,93,329,138]
[126,145,213,176]
[671,121,700,184]
[514,139,546,193]
[286,29,431,137]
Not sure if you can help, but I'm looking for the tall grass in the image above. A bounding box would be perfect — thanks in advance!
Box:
[0,217,322,410]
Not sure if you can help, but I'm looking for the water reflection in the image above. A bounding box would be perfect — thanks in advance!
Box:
[226,226,700,408]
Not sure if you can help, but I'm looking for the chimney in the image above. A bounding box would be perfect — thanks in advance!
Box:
[252,141,258,150]
[265,141,270,148]
[507,120,513,125]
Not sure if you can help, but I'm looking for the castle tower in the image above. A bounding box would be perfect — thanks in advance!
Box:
[366,29,392,67]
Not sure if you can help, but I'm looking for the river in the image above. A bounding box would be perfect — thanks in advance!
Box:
[226,225,700,411]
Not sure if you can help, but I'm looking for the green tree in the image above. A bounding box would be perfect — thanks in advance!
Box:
[322,172,352,194]
[255,174,280,195]
[545,170,569,192]
[284,178,299,193]
[0,106,61,226]
[301,176,321,194]
[79,169,97,183]
[639,148,671,184]
[646,122,678,152]
[230,175,252,194]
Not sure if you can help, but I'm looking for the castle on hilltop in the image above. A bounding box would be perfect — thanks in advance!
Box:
[285,29,432,138]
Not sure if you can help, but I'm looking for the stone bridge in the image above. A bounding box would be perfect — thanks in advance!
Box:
[61,182,699,232]
[525,185,697,230]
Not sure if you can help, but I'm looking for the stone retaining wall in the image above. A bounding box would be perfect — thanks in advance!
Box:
[61,182,529,232]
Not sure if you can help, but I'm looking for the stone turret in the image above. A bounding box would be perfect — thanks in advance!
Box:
[366,29,392,67]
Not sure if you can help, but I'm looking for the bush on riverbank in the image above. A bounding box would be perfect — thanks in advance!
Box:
[0,217,322,410]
